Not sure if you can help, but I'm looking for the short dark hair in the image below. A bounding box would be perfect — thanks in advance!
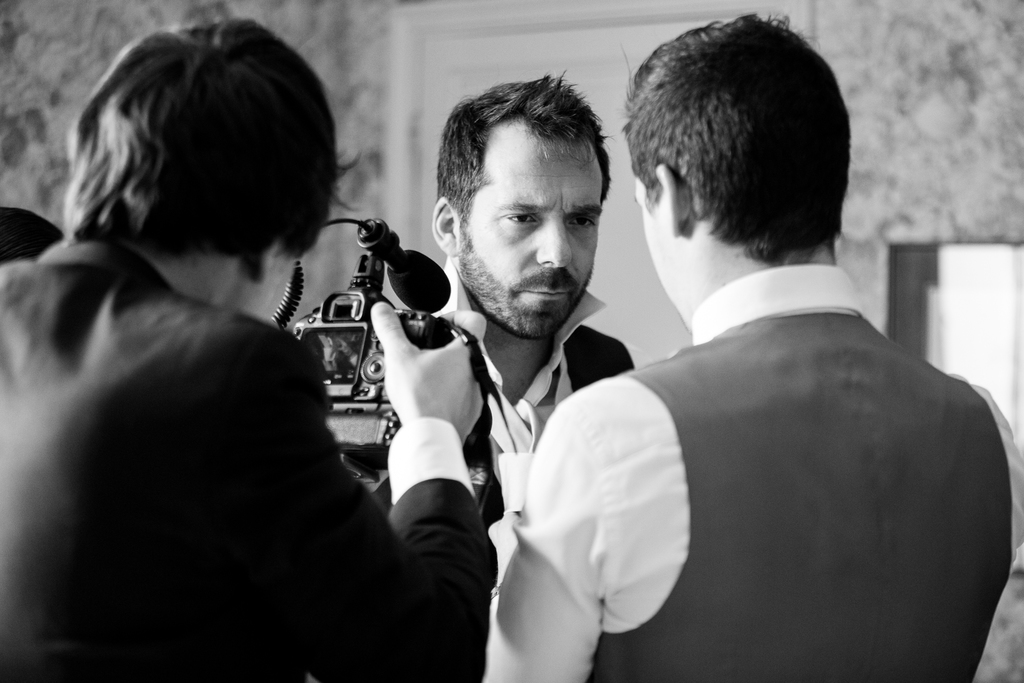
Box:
[625,15,850,264]
[0,207,63,264]
[65,19,340,274]
[437,75,611,220]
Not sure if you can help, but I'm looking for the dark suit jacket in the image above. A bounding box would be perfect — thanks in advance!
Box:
[0,242,490,682]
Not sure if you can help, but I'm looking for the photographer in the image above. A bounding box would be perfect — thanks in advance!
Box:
[0,19,490,682]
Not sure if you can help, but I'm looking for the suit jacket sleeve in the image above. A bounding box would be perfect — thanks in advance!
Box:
[207,326,490,682]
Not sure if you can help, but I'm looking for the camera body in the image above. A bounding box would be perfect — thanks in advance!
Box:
[293,252,457,472]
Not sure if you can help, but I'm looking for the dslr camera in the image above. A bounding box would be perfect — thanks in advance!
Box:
[289,218,490,480]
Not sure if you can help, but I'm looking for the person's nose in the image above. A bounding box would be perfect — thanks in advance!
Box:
[535,219,572,269]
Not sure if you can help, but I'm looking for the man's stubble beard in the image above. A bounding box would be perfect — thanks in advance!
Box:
[456,229,592,341]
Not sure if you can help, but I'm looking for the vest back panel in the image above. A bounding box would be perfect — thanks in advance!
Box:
[594,314,1010,683]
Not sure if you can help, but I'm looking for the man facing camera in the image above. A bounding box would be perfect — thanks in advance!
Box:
[385,15,1024,683]
[430,76,638,580]
[0,20,490,682]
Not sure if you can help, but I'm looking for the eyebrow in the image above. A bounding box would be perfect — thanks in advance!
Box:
[570,204,604,217]
[498,202,604,216]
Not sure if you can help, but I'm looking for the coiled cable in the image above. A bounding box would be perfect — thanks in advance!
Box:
[272,261,304,329]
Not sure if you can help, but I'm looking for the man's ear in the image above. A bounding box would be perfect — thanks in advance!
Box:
[432,197,461,258]
[654,164,696,239]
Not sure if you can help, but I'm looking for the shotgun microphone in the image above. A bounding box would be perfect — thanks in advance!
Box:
[355,219,451,313]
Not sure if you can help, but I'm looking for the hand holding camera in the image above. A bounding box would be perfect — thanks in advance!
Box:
[370,303,486,441]
[286,217,495,480]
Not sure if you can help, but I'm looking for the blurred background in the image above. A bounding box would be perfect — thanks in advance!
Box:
[1,0,1022,678]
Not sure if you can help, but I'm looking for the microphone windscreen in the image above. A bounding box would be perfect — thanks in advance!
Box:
[388,250,451,313]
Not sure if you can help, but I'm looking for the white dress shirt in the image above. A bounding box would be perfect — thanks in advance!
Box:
[475,265,1024,683]
[431,261,644,509]
[387,261,615,508]
[440,261,607,447]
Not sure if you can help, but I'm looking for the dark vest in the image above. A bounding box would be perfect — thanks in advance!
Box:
[592,313,1011,683]
[562,324,635,393]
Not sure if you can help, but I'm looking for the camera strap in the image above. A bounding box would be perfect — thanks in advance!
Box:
[453,328,512,513]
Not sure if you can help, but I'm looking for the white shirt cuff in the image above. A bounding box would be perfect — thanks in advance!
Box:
[388,417,473,505]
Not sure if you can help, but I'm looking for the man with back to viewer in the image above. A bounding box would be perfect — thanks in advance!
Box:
[379,14,1024,682]
[427,76,640,580]
[0,18,491,682]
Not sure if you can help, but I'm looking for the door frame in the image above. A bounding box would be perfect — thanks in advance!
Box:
[384,0,815,254]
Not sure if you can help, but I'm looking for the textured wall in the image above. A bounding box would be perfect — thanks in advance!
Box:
[391,0,1024,331]
[0,0,392,310]
[6,0,1018,327]
[821,0,1024,329]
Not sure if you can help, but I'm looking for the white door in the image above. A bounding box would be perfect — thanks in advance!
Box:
[386,0,814,360]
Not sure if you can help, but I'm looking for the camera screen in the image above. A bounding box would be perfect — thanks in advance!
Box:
[301,327,365,383]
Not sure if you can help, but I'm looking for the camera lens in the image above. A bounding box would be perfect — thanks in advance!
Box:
[362,352,386,383]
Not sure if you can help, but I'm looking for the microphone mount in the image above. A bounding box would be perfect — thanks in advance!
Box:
[324,217,405,270]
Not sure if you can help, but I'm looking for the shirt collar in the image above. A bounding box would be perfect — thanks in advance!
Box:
[691,264,863,346]
[439,258,605,392]
[38,240,171,291]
